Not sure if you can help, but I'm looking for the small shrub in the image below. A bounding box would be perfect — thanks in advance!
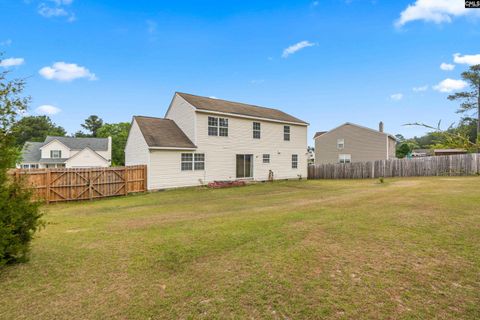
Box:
[379,177,385,184]
[0,176,43,266]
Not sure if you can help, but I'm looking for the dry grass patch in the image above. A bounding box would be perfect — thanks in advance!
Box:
[1,177,479,319]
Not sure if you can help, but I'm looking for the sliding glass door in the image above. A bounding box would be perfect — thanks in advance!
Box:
[236,154,253,178]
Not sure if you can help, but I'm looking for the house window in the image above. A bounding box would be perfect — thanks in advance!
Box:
[253,122,261,139]
[337,139,345,150]
[194,153,205,170]
[208,116,228,136]
[51,150,62,158]
[284,126,290,141]
[263,154,270,163]
[292,154,298,169]
[339,154,351,164]
[181,153,205,171]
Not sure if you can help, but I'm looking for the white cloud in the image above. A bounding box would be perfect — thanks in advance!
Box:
[0,57,25,68]
[413,85,428,92]
[35,105,61,115]
[38,4,68,17]
[390,93,404,101]
[38,1,75,21]
[282,41,316,58]
[453,53,480,65]
[0,39,12,46]
[395,0,476,27]
[440,62,455,71]
[433,78,468,93]
[39,62,97,82]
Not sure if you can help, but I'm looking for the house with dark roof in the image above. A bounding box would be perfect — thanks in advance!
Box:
[314,122,396,164]
[125,92,308,190]
[19,136,112,169]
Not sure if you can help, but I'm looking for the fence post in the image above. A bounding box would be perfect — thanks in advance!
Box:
[143,165,148,192]
[89,168,93,200]
[124,166,129,196]
[45,170,51,204]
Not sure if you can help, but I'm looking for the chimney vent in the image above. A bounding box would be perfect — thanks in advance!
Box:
[379,121,384,133]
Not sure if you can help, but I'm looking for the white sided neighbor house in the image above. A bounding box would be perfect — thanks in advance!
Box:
[125,92,308,190]
[19,136,112,169]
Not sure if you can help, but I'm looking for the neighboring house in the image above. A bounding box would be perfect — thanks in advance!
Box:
[411,149,432,157]
[19,136,112,169]
[314,122,396,164]
[433,149,467,156]
[125,92,308,190]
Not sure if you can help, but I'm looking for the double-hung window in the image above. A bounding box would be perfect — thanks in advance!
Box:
[253,122,261,139]
[292,154,298,169]
[263,154,270,163]
[337,139,345,150]
[208,116,228,136]
[339,154,351,164]
[181,153,205,171]
[50,150,62,158]
[284,126,290,141]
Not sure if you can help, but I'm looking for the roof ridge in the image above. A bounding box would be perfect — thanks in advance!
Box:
[176,92,290,114]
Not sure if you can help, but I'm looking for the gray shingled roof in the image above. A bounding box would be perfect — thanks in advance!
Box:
[21,142,43,163]
[20,136,109,163]
[44,136,108,151]
[134,116,197,149]
[176,92,308,125]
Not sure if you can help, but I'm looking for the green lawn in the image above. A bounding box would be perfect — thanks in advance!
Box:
[1,177,480,319]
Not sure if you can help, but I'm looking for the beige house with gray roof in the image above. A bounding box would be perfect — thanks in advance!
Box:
[19,136,112,169]
[314,122,396,164]
[125,92,308,190]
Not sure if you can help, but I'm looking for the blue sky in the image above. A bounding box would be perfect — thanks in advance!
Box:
[1,0,480,143]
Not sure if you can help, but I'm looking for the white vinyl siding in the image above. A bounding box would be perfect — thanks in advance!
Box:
[165,94,197,144]
[125,119,150,175]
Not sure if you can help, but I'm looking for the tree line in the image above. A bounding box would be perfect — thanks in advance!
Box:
[396,64,480,158]
[11,115,130,166]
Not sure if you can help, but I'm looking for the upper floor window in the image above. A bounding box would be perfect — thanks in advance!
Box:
[339,154,351,164]
[253,122,261,139]
[50,150,62,158]
[292,154,298,169]
[208,116,228,137]
[284,126,290,141]
[181,153,205,171]
[337,139,345,150]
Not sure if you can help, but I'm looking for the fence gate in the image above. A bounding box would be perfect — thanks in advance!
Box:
[12,165,147,203]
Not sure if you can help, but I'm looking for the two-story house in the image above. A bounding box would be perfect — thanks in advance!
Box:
[314,122,396,164]
[125,92,308,190]
[19,136,112,169]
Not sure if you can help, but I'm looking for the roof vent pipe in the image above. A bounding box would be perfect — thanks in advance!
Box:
[379,121,384,133]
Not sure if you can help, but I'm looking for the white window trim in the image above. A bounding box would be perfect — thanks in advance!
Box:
[262,154,270,164]
[181,153,205,171]
[339,154,351,164]
[337,138,345,150]
[208,116,228,137]
[51,150,62,159]
[284,126,291,141]
[292,154,298,169]
[253,122,261,139]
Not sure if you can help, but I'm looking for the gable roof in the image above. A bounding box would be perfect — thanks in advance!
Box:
[43,136,109,151]
[134,116,197,149]
[314,122,396,141]
[313,131,327,139]
[176,92,308,125]
[21,142,44,163]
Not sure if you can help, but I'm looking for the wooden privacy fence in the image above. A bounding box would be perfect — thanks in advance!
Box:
[308,153,480,179]
[11,165,147,203]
